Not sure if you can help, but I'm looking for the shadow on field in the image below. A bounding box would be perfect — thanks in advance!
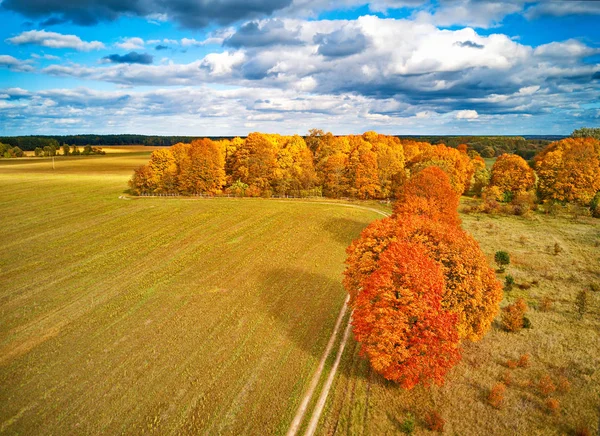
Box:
[321,217,370,245]
[258,267,347,360]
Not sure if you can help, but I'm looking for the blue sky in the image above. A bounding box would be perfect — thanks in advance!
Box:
[0,0,599,136]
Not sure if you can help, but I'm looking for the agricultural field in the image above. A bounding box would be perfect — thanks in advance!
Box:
[319,205,600,435]
[0,153,385,435]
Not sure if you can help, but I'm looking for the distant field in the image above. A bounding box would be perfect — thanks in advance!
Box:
[0,154,384,434]
[319,205,600,435]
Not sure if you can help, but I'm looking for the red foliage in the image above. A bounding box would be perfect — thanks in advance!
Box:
[517,353,530,368]
[352,241,461,389]
[539,374,556,396]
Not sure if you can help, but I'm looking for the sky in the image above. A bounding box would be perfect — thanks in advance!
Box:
[0,0,599,136]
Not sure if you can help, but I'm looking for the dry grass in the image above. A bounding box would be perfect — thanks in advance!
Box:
[0,154,384,435]
[318,207,600,435]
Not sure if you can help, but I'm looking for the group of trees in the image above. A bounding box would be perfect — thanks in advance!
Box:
[129,130,600,216]
[344,167,503,388]
[0,142,24,158]
[31,144,105,157]
[129,131,480,199]
[0,135,221,150]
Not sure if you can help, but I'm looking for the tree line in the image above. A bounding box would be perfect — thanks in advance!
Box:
[128,130,600,216]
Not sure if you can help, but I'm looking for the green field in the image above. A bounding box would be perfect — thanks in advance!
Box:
[319,206,600,435]
[0,154,384,434]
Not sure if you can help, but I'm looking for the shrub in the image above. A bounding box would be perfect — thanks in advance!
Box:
[488,383,506,409]
[575,290,588,319]
[517,353,530,368]
[590,282,600,293]
[400,413,415,435]
[495,251,510,272]
[574,425,592,436]
[517,282,531,290]
[501,298,527,332]
[504,275,515,291]
[424,410,445,433]
[523,317,532,329]
[506,359,518,369]
[557,376,571,393]
[553,242,563,255]
[539,374,556,396]
[539,297,553,312]
[501,370,513,386]
[546,397,560,415]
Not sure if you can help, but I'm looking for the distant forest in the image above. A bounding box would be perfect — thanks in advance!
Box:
[0,134,565,160]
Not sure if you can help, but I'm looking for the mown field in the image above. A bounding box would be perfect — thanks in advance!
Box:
[318,205,600,435]
[0,153,384,435]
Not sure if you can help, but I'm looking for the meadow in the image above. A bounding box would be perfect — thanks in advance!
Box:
[318,205,600,435]
[0,153,384,434]
[1,151,598,435]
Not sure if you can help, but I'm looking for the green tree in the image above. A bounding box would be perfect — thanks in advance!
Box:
[495,251,510,272]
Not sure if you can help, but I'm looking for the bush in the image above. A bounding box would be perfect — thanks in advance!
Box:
[574,425,592,436]
[504,274,515,291]
[501,370,513,386]
[590,282,600,292]
[424,410,445,432]
[501,298,527,332]
[488,383,506,409]
[539,374,556,396]
[553,242,563,255]
[546,397,560,415]
[495,251,510,272]
[517,353,530,368]
[539,297,553,312]
[506,359,518,369]
[523,317,532,329]
[557,376,571,393]
[400,413,415,435]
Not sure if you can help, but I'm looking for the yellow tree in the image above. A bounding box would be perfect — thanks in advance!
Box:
[489,154,536,200]
[535,137,600,205]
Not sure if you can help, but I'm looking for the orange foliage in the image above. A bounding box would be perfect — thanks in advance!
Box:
[535,137,600,205]
[490,154,536,198]
[517,353,530,368]
[539,374,556,396]
[393,166,461,226]
[352,241,461,388]
[408,144,475,195]
[501,298,527,332]
[488,383,506,409]
[546,398,560,415]
[344,215,502,341]
[424,410,445,432]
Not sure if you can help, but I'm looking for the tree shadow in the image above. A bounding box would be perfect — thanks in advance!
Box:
[321,217,370,246]
[257,267,349,360]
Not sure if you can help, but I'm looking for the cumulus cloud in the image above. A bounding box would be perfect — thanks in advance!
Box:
[6,30,104,51]
[102,52,154,65]
[0,0,293,28]
[115,37,145,50]
[455,109,479,119]
[314,25,368,58]
[525,1,600,19]
[0,55,34,72]
[224,19,302,47]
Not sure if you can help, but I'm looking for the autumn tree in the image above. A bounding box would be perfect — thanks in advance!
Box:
[347,135,380,199]
[535,137,600,205]
[229,132,280,196]
[344,215,502,342]
[489,154,536,200]
[408,144,475,195]
[392,166,461,226]
[352,240,461,388]
[363,132,406,198]
[173,139,226,195]
[470,155,490,197]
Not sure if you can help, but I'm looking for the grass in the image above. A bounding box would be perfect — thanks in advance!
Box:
[0,153,383,435]
[318,208,600,435]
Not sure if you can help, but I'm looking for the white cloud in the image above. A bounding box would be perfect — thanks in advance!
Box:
[455,109,479,119]
[115,37,145,50]
[6,30,104,51]
[0,55,34,72]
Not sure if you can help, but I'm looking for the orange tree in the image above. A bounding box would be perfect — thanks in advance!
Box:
[489,153,536,200]
[534,137,600,205]
[392,166,461,227]
[344,215,502,342]
[352,240,461,388]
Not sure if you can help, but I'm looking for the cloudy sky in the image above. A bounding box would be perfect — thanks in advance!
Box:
[0,0,599,136]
